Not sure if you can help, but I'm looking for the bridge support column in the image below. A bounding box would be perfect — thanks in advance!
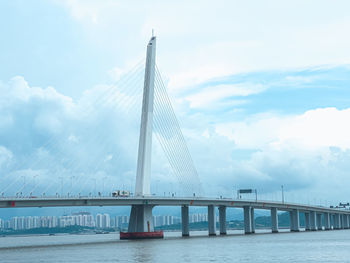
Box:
[333,214,337,230]
[344,214,349,229]
[289,211,294,231]
[335,214,341,229]
[128,205,154,232]
[340,214,344,229]
[208,205,216,236]
[341,214,345,229]
[344,215,348,229]
[324,212,331,230]
[343,215,348,229]
[271,207,278,233]
[181,205,189,237]
[344,215,347,229]
[305,212,311,231]
[291,209,300,232]
[317,213,322,230]
[251,207,255,233]
[244,206,252,234]
[219,206,226,235]
[340,215,343,229]
[310,211,317,231]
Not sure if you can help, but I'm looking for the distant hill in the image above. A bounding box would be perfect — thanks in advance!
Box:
[156,212,305,231]
[255,211,306,227]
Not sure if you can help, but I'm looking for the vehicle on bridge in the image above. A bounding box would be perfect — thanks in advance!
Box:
[112,190,130,197]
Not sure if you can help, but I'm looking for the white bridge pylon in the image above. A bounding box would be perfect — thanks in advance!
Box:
[127,36,158,234]
[135,36,156,197]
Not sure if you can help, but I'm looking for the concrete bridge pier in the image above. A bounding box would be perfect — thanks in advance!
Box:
[317,213,322,230]
[289,211,294,231]
[305,212,311,231]
[344,215,348,229]
[324,212,331,230]
[290,209,300,232]
[341,214,346,229]
[335,214,341,229]
[244,206,252,234]
[251,207,255,233]
[310,211,317,231]
[271,207,278,233]
[219,206,227,235]
[344,214,349,229]
[334,214,339,229]
[336,214,341,229]
[181,205,189,237]
[340,214,343,229]
[128,205,155,233]
[344,215,347,229]
[340,214,344,229]
[208,205,216,236]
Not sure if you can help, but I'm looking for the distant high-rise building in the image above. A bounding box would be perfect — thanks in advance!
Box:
[11,217,18,230]
[189,213,208,223]
[115,215,129,228]
[96,214,103,228]
[102,214,110,228]
[33,216,40,228]
[25,217,33,229]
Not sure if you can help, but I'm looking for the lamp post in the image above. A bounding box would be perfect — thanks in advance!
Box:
[70,176,75,195]
[59,177,63,197]
[21,176,26,196]
[102,177,107,196]
[281,185,284,204]
[32,175,38,196]
[93,179,97,196]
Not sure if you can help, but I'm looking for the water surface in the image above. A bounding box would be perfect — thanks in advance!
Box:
[1,229,350,262]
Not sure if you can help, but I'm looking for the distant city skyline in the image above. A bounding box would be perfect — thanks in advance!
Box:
[0,212,213,231]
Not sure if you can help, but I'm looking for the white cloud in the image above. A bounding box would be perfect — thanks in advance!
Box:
[185,83,265,109]
[175,106,350,201]
[216,107,350,151]
[215,114,289,149]
[0,146,13,169]
[278,108,350,150]
[1,73,350,202]
[3,1,350,203]
[0,75,144,196]
[55,0,350,94]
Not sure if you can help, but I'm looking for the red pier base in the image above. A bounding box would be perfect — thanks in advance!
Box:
[120,231,164,240]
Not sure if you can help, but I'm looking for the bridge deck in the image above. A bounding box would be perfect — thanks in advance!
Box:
[0,196,347,214]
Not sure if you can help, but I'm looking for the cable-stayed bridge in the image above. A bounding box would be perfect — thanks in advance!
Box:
[1,36,350,239]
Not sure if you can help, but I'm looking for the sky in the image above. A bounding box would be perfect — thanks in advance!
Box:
[1,0,350,206]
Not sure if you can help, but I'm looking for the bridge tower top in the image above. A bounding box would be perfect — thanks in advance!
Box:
[135,36,156,196]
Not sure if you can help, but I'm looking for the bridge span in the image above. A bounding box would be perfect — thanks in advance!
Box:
[1,196,349,236]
